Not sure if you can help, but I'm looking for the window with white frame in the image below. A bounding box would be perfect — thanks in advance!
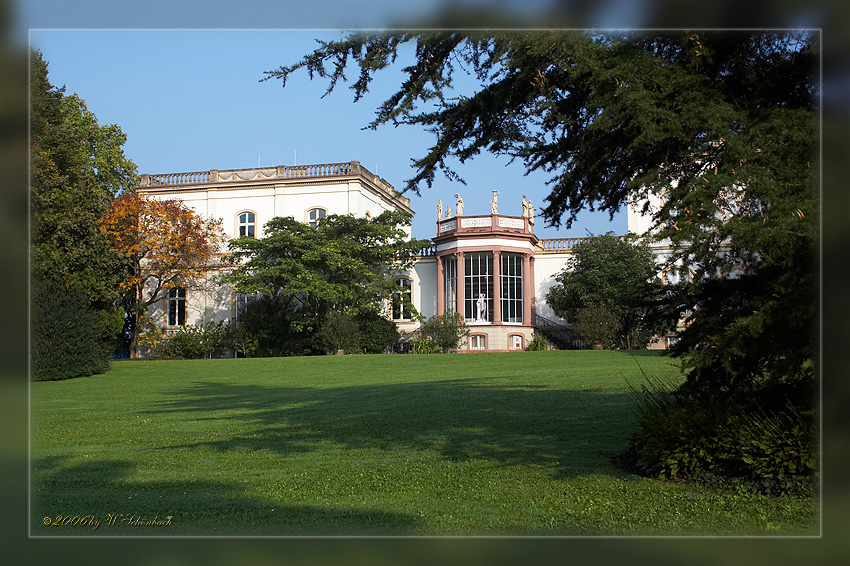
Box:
[510,334,523,350]
[500,252,523,323]
[464,252,493,323]
[167,287,186,326]
[443,255,457,314]
[469,334,486,350]
[307,208,327,227]
[391,277,412,321]
[238,211,256,238]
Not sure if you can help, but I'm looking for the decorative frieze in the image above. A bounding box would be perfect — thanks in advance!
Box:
[498,217,524,229]
[461,217,492,228]
[440,220,457,232]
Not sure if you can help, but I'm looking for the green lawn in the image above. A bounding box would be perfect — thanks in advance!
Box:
[30,351,819,536]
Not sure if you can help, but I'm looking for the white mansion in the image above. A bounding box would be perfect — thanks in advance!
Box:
[137,160,677,353]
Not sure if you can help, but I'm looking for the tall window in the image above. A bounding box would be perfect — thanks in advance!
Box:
[464,253,493,323]
[307,208,326,227]
[391,278,412,321]
[238,212,256,237]
[167,287,186,326]
[234,292,258,326]
[443,255,457,314]
[500,253,523,323]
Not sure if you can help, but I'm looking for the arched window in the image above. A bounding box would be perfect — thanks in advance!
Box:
[391,277,412,321]
[167,287,186,326]
[307,207,327,227]
[509,334,524,350]
[469,334,487,351]
[237,211,256,238]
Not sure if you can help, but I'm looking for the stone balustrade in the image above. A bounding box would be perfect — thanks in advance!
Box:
[140,161,362,187]
[536,237,589,252]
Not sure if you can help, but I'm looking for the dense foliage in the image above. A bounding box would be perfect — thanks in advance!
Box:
[416,313,470,353]
[546,234,671,349]
[617,379,817,495]
[222,211,430,348]
[146,321,234,360]
[30,49,138,379]
[31,283,113,381]
[100,192,228,358]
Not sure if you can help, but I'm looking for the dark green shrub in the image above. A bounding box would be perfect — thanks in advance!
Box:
[315,312,362,354]
[574,304,619,349]
[31,282,112,380]
[355,310,400,354]
[412,337,438,354]
[619,378,818,495]
[525,334,549,351]
[419,313,470,353]
[234,294,318,357]
[154,321,233,359]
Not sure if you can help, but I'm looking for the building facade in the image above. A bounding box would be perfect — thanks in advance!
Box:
[137,160,670,354]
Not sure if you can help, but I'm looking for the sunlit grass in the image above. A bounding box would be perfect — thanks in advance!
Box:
[30,351,818,536]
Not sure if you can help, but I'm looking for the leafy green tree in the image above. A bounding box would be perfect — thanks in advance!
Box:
[222,211,431,340]
[546,234,671,349]
[271,31,818,396]
[30,49,139,377]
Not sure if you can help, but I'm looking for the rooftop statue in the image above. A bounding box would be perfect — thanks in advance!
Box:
[438,200,443,222]
[454,193,464,216]
[490,190,499,214]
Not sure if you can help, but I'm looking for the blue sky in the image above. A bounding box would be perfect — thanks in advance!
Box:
[29,28,628,241]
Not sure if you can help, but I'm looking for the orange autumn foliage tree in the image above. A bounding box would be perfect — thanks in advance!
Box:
[100,192,227,358]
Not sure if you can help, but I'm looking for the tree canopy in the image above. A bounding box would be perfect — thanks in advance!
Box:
[546,234,671,349]
[271,31,819,396]
[100,192,228,358]
[30,49,138,378]
[221,210,431,336]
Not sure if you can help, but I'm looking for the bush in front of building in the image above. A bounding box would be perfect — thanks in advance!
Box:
[233,294,318,357]
[573,304,620,349]
[315,312,362,354]
[355,311,401,354]
[31,282,113,381]
[147,321,233,359]
[416,313,470,353]
[525,334,550,351]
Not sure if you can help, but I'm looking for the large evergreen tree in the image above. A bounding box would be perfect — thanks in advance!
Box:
[30,49,138,379]
[270,31,819,397]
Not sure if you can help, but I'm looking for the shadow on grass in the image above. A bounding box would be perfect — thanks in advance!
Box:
[31,456,419,536]
[142,379,637,479]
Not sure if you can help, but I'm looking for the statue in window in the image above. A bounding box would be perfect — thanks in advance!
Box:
[476,294,487,321]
